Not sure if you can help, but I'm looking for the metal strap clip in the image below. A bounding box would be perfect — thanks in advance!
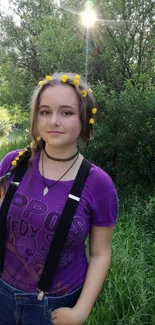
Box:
[37,290,44,301]
[68,194,80,202]
[11,181,20,187]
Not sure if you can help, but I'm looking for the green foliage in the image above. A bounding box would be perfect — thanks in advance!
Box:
[84,205,155,325]
[0,106,12,137]
[9,105,30,130]
[142,196,155,235]
[0,136,27,160]
[0,0,85,110]
[80,75,155,187]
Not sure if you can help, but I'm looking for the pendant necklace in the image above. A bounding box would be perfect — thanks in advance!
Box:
[41,151,79,196]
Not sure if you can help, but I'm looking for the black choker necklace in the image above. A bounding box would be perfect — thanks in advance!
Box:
[43,148,79,162]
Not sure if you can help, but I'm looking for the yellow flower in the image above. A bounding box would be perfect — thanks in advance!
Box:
[81,90,87,97]
[92,108,97,114]
[39,80,44,86]
[89,118,95,124]
[18,151,24,157]
[61,75,69,82]
[74,74,81,79]
[88,88,93,93]
[30,141,35,147]
[15,157,20,161]
[12,160,17,166]
[73,79,80,86]
[46,75,52,81]
[36,136,41,142]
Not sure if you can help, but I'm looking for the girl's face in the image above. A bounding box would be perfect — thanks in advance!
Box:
[37,84,81,149]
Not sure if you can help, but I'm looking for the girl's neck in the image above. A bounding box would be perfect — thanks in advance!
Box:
[45,143,78,161]
[39,151,83,181]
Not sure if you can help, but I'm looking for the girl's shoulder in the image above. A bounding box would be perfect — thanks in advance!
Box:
[88,163,116,192]
[86,163,119,227]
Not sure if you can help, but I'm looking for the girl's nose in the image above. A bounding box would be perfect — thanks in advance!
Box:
[49,112,60,126]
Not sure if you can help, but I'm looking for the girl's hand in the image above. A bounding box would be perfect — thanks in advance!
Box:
[51,307,87,325]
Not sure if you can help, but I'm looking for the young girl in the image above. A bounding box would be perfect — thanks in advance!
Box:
[0,72,118,325]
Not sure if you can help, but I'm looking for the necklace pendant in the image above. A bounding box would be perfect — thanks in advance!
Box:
[43,187,48,196]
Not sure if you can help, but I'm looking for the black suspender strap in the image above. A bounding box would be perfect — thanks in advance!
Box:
[0,160,28,274]
[37,158,91,297]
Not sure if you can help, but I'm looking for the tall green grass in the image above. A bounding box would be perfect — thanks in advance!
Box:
[85,206,155,325]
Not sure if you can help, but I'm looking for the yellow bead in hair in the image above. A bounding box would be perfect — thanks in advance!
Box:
[89,118,95,124]
[39,80,44,86]
[36,136,41,142]
[61,75,69,82]
[74,74,81,79]
[73,79,80,86]
[15,157,20,161]
[30,141,35,147]
[81,90,87,97]
[18,151,24,157]
[92,108,97,114]
[88,88,93,93]
[46,75,52,81]
[12,160,17,166]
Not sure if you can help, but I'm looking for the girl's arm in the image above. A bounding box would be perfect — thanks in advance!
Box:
[51,226,114,324]
[73,225,114,321]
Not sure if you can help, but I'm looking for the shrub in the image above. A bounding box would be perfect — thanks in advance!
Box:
[0,106,12,137]
[80,75,155,188]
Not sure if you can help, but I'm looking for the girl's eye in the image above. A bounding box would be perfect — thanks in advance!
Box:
[39,111,50,115]
[62,111,73,116]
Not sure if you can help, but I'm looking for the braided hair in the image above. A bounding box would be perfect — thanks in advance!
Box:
[0,145,31,199]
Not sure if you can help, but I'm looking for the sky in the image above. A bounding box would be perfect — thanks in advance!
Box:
[0,0,61,24]
[0,0,10,12]
[0,0,60,11]
[0,0,19,23]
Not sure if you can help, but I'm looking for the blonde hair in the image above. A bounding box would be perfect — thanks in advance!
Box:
[0,72,97,198]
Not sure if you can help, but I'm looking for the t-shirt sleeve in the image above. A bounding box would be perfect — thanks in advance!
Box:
[90,167,119,227]
[0,150,19,177]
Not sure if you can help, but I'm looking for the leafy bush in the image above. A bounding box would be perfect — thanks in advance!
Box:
[0,138,28,160]
[80,75,155,187]
[8,105,29,131]
[0,106,12,137]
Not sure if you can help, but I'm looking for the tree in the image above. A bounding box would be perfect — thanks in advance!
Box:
[0,107,12,137]
[0,0,86,110]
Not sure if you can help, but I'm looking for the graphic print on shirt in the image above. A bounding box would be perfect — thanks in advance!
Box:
[3,192,88,293]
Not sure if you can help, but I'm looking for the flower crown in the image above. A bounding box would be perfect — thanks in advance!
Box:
[38,74,97,125]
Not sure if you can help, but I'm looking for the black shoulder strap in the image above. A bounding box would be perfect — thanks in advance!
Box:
[0,161,28,273]
[37,158,91,293]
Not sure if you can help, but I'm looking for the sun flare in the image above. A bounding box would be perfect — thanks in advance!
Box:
[81,8,97,28]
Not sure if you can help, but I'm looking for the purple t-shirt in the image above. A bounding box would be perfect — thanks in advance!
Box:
[0,150,118,296]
